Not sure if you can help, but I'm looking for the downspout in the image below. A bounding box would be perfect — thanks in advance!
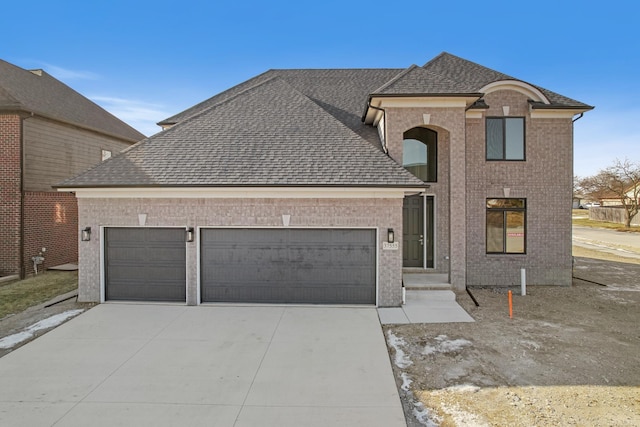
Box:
[367,102,389,155]
[572,113,584,123]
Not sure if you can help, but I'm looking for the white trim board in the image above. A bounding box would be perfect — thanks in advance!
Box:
[65,187,426,199]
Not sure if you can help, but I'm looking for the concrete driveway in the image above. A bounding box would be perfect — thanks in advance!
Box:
[0,304,406,427]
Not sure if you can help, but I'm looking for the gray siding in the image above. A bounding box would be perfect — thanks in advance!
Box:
[23,117,135,192]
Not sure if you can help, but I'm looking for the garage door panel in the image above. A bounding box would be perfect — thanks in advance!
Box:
[201,228,376,304]
[105,228,186,302]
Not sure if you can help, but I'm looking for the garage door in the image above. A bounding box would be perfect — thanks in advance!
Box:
[201,228,376,304]
[105,228,186,302]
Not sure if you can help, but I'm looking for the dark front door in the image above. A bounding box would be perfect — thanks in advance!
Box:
[403,195,424,267]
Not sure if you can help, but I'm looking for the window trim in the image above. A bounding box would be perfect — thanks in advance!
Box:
[486,198,527,254]
[485,117,526,161]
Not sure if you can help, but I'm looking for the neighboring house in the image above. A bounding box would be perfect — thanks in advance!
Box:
[58,52,593,307]
[600,184,640,207]
[0,59,145,278]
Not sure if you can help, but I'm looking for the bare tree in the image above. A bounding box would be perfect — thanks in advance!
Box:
[580,159,640,227]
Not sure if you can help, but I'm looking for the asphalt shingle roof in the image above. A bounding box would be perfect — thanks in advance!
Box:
[59,52,593,188]
[0,59,145,141]
[372,64,479,95]
[59,76,424,187]
[421,52,593,108]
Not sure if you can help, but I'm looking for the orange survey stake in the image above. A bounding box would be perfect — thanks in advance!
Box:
[508,290,513,318]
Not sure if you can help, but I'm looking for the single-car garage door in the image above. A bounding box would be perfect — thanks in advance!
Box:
[201,228,376,304]
[105,228,186,302]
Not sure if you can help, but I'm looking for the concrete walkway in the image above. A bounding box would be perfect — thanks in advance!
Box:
[0,304,405,427]
[378,290,475,324]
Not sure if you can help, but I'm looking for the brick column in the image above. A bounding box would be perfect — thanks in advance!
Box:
[0,115,23,276]
[448,112,466,290]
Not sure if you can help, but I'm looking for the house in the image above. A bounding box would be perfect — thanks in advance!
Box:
[0,59,145,278]
[599,183,640,207]
[57,52,593,307]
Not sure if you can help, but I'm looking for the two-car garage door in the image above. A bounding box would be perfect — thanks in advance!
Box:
[200,229,376,304]
[105,228,376,305]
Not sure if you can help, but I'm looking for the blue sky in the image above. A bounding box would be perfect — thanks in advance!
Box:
[3,0,639,177]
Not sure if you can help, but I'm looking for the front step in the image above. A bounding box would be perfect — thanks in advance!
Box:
[403,273,452,291]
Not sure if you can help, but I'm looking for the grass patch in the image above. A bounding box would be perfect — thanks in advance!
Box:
[0,271,78,319]
[572,217,640,232]
[572,245,640,265]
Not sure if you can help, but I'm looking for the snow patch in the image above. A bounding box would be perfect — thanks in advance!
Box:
[444,384,481,393]
[387,331,413,368]
[423,335,472,355]
[413,402,440,427]
[0,309,84,349]
[440,403,489,427]
[400,372,413,391]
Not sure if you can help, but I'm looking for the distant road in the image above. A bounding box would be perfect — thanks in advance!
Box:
[573,226,640,259]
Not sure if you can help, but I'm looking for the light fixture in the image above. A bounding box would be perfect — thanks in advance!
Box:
[186,227,195,242]
[81,227,91,241]
[387,228,394,243]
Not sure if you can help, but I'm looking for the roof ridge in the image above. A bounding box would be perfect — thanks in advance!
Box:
[422,51,449,68]
[370,65,419,94]
[155,74,284,139]
[158,69,277,126]
[0,59,145,141]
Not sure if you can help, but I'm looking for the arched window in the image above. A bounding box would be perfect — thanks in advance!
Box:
[403,127,437,182]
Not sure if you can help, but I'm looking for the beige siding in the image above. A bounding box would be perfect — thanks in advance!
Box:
[384,106,467,287]
[77,197,404,307]
[23,117,135,192]
[465,90,574,287]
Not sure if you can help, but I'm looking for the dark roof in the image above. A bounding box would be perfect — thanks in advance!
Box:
[421,52,593,109]
[59,76,424,188]
[60,52,593,189]
[372,64,479,95]
[0,59,145,141]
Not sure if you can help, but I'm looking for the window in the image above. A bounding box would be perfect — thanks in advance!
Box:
[101,149,112,161]
[486,198,526,254]
[486,117,525,160]
[403,127,437,182]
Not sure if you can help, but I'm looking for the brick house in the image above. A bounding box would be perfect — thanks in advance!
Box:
[0,59,145,278]
[58,53,593,306]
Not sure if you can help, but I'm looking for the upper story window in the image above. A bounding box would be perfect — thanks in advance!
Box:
[403,127,437,182]
[486,117,525,160]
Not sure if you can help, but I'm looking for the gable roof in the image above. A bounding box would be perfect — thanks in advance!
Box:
[58,76,424,188]
[0,59,145,142]
[372,64,479,96]
[421,52,592,108]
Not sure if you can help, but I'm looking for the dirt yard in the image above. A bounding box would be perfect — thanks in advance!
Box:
[386,255,640,426]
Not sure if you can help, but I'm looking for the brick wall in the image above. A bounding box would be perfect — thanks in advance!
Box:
[77,197,404,306]
[0,114,22,276]
[23,191,78,274]
[384,106,467,288]
[465,90,574,287]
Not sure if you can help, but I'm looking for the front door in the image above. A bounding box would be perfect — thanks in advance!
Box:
[403,195,424,267]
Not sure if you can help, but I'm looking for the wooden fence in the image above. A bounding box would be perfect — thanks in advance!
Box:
[589,207,640,226]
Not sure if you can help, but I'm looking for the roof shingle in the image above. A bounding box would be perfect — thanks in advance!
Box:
[59,77,424,188]
[59,52,593,189]
[0,59,145,141]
